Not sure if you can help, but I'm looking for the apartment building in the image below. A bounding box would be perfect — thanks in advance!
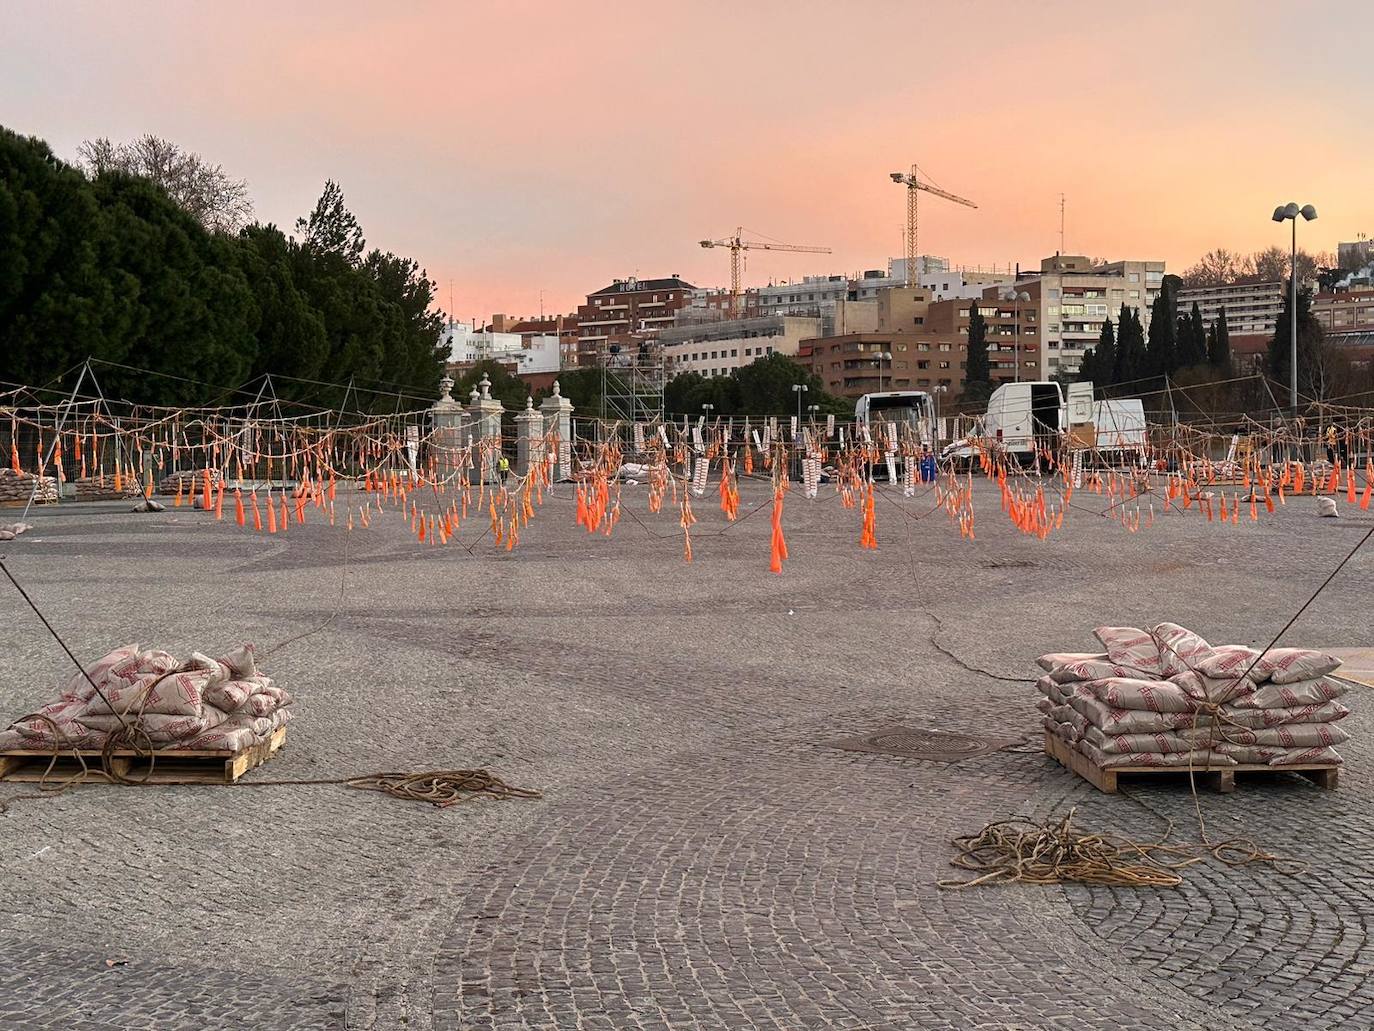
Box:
[658,315,822,379]
[1175,281,1283,336]
[1015,255,1166,379]
[1313,289,1374,365]
[575,276,696,364]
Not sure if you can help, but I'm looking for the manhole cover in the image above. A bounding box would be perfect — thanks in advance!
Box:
[822,725,1016,762]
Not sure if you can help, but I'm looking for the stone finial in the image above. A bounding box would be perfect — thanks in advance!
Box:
[525,395,534,410]
[438,374,454,403]
[469,385,480,403]
[479,374,492,400]
[552,380,562,398]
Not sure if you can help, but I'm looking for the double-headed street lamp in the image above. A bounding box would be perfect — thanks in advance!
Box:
[1272,201,1318,412]
[877,350,893,391]
[1000,288,1031,383]
[791,381,808,423]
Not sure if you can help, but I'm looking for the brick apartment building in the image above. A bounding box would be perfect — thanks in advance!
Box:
[575,276,696,365]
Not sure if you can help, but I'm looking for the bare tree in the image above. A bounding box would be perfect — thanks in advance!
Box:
[1180,248,1244,287]
[77,134,253,234]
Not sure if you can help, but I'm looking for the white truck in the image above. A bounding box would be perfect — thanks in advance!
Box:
[941,380,1095,466]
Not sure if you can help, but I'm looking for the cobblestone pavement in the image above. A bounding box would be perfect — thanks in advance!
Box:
[1,478,1371,1029]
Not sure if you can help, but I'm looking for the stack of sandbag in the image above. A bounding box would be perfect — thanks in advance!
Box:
[73,473,141,501]
[0,643,292,754]
[1037,623,1348,770]
[0,467,57,504]
[157,467,222,496]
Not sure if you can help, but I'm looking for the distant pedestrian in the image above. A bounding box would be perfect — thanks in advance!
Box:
[1326,424,1338,465]
[498,454,510,485]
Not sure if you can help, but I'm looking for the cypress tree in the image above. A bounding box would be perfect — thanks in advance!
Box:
[964,302,990,385]
[1089,316,1116,385]
[1113,305,1146,385]
[1146,288,1177,377]
[1209,307,1231,368]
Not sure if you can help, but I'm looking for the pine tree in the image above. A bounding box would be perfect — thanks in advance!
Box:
[1208,307,1231,368]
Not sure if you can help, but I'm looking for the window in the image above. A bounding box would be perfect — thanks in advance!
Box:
[938,343,951,351]
[1048,357,1059,367]
[710,351,717,359]
[766,346,774,354]
[1048,288,1061,299]
[1129,290,1140,300]
[938,361,950,369]
[913,316,924,325]
[918,360,930,369]
[730,348,738,357]
[1129,273,1140,283]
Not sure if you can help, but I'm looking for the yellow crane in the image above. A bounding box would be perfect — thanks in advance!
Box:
[889,165,977,287]
[699,227,831,318]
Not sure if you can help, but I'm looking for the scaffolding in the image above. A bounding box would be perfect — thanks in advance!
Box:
[597,338,665,426]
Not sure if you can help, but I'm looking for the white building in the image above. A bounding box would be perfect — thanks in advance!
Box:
[659,315,822,379]
[441,322,561,375]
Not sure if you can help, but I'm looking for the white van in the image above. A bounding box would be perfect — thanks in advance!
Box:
[854,391,937,448]
[942,381,1094,465]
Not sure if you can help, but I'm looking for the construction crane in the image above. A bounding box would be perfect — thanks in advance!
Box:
[889,165,977,287]
[699,227,831,318]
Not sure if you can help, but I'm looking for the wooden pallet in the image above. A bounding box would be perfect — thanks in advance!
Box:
[0,725,287,785]
[1043,731,1338,794]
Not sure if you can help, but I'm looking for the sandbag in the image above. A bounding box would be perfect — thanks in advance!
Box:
[1087,677,1199,713]
[1067,694,1199,734]
[1205,723,1350,749]
[1152,622,1212,678]
[1093,627,1165,677]
[1195,645,1261,680]
[1081,726,1196,755]
[1036,651,1107,672]
[1253,648,1342,684]
[1078,740,1234,769]
[1220,699,1350,730]
[1229,676,1348,710]
[1050,658,1149,684]
[1169,670,1255,705]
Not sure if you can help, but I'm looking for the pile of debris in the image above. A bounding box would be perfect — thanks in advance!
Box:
[0,643,292,755]
[0,467,57,504]
[1037,623,1349,770]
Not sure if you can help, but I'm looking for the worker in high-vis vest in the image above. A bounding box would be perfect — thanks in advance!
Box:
[498,454,510,484]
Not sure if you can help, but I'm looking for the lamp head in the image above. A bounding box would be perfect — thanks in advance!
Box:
[1284,202,1300,220]
[1301,204,1318,221]
[1272,205,1289,223]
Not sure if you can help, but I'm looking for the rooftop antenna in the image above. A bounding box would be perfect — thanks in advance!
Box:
[1059,193,1066,255]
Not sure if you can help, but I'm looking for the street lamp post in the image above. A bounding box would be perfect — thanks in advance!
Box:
[792,382,808,424]
[878,350,892,391]
[1001,288,1031,383]
[1272,202,1318,413]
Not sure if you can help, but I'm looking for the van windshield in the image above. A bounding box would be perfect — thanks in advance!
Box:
[867,395,931,424]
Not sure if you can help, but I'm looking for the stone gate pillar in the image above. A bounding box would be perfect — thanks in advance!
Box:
[539,380,575,483]
[467,375,505,484]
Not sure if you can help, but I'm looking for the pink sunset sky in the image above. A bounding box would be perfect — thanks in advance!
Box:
[6,0,1372,321]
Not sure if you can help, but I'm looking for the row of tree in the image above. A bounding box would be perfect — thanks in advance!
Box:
[1179,246,1347,291]
[0,127,447,408]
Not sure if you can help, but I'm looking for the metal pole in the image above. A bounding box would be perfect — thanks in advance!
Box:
[1291,217,1298,414]
[20,361,90,523]
[1014,297,1020,383]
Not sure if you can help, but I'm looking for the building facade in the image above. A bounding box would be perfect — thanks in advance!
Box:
[442,322,561,376]
[575,276,696,365]
[659,315,822,379]
[1175,281,1283,336]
